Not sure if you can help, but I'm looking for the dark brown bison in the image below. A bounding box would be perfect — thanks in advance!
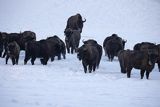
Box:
[65,28,81,54]
[118,49,159,79]
[0,33,4,57]
[133,42,160,72]
[157,44,160,72]
[82,39,102,68]
[1,31,36,58]
[6,41,20,65]
[77,44,100,73]
[24,39,59,65]
[46,35,66,61]
[103,34,126,61]
[65,13,86,33]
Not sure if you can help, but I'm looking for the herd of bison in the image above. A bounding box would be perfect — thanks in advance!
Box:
[0,13,160,79]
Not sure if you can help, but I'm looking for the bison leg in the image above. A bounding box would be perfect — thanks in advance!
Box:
[71,47,74,54]
[111,54,114,62]
[24,56,30,65]
[93,64,96,72]
[42,57,49,65]
[31,57,36,65]
[140,70,145,79]
[5,55,9,64]
[127,68,132,78]
[11,58,16,65]
[57,54,61,60]
[51,56,55,62]
[16,56,19,65]
[146,71,150,79]
[88,65,92,73]
[82,62,87,73]
[119,62,126,73]
[158,62,160,72]
[62,53,66,59]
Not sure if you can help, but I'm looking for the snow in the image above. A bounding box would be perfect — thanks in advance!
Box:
[0,0,160,107]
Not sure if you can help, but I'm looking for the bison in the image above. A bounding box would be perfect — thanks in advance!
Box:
[77,44,100,73]
[65,28,81,54]
[65,13,86,33]
[1,31,36,58]
[118,49,159,79]
[133,42,160,72]
[46,35,66,61]
[6,41,20,65]
[103,34,126,61]
[82,39,102,68]
[24,39,56,65]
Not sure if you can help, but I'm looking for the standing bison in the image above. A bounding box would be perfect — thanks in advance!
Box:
[65,28,81,54]
[118,49,159,79]
[0,31,36,58]
[6,41,20,65]
[65,13,86,33]
[103,34,126,61]
[46,35,66,60]
[133,42,160,72]
[82,39,102,68]
[77,44,100,73]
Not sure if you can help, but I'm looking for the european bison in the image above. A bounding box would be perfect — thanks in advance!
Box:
[6,41,20,65]
[46,35,66,61]
[24,39,58,65]
[77,44,100,73]
[82,39,102,68]
[118,49,159,79]
[65,28,81,54]
[0,31,36,58]
[133,42,160,72]
[65,13,86,33]
[103,34,126,61]
[0,33,4,57]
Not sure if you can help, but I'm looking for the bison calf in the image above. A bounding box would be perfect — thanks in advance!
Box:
[6,41,20,65]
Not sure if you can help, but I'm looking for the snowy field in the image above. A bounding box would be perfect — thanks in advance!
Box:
[0,0,160,107]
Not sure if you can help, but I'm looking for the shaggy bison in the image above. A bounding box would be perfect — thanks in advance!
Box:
[133,42,160,72]
[24,40,56,65]
[46,35,66,61]
[0,31,36,58]
[103,34,126,61]
[82,39,102,68]
[77,43,100,73]
[118,49,159,79]
[6,41,20,65]
[65,13,86,33]
[65,28,81,54]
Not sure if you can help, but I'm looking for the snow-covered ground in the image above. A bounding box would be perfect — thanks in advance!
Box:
[0,0,160,107]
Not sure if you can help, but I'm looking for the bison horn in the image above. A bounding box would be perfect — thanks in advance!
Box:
[82,39,86,43]
[83,18,86,23]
